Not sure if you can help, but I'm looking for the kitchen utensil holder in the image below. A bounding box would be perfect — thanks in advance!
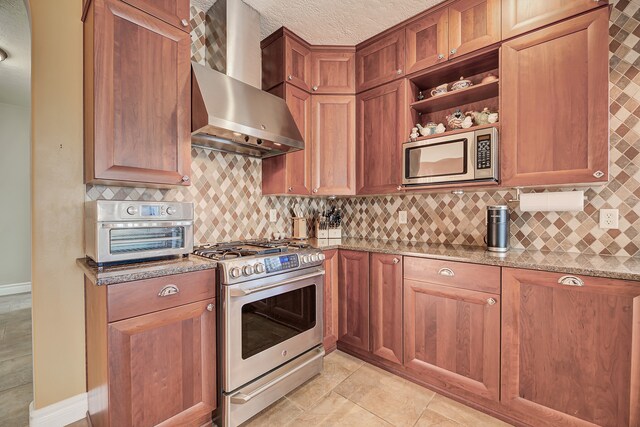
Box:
[315,222,342,239]
[292,217,308,239]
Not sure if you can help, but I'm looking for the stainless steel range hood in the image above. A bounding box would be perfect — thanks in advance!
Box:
[191,63,304,158]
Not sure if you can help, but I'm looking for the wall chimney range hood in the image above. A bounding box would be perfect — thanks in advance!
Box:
[191,63,304,158]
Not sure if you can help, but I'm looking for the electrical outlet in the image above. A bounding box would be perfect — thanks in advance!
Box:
[398,211,407,225]
[269,209,277,223]
[599,208,619,229]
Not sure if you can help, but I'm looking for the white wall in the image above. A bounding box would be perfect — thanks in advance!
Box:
[0,101,30,287]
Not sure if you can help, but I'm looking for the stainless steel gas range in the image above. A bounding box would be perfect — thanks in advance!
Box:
[193,240,325,427]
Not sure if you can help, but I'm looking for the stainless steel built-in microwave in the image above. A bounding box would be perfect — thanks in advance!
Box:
[402,127,498,186]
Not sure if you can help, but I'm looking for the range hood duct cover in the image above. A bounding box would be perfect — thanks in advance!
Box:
[191,62,304,158]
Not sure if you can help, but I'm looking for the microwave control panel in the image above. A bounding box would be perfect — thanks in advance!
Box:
[476,135,492,170]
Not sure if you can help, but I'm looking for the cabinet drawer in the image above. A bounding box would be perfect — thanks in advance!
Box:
[107,269,216,322]
[404,257,500,294]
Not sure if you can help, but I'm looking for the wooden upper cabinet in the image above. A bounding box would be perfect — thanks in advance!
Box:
[502,268,640,426]
[262,84,312,195]
[502,0,608,39]
[370,254,403,366]
[311,95,356,195]
[119,0,190,31]
[405,8,449,74]
[285,35,312,91]
[356,79,407,195]
[448,0,501,58]
[311,49,356,94]
[338,250,370,352]
[322,249,339,353]
[108,299,216,426]
[356,29,405,92]
[500,8,609,187]
[84,0,191,187]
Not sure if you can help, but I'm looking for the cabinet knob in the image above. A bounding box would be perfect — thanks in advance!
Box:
[182,175,190,182]
[312,85,318,91]
[313,188,318,193]
[450,48,457,55]
[287,74,293,81]
[181,19,189,27]
[206,303,215,312]
[392,258,400,264]
[558,275,584,287]
[486,298,497,306]
[396,69,403,75]
[158,285,179,297]
[396,185,402,191]
[288,187,293,192]
[437,53,445,60]
[593,170,605,178]
[438,267,455,277]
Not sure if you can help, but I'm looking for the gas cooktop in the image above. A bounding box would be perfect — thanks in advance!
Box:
[193,238,311,261]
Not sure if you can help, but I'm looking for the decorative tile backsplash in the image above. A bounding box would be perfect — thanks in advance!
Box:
[86,1,640,257]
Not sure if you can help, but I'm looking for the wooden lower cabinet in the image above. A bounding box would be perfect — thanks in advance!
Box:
[322,249,339,353]
[370,253,403,365]
[502,268,640,427]
[337,250,370,351]
[403,277,501,402]
[85,272,217,427]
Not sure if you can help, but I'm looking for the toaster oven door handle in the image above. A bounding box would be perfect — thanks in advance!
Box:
[229,270,325,297]
[100,221,193,228]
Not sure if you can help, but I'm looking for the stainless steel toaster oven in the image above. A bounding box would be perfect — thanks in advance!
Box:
[84,200,194,264]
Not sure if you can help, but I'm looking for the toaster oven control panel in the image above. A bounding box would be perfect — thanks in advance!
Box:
[476,135,492,170]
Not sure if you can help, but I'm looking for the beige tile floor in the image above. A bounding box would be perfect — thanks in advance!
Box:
[0,293,33,427]
[243,351,512,427]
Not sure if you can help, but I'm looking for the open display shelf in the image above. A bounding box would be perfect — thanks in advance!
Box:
[410,79,499,115]
[409,123,500,142]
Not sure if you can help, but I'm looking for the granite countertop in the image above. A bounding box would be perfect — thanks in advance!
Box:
[77,255,217,286]
[309,238,640,282]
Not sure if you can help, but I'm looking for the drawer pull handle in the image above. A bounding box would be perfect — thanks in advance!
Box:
[206,303,215,312]
[158,285,180,297]
[487,297,497,306]
[438,267,455,277]
[558,276,584,287]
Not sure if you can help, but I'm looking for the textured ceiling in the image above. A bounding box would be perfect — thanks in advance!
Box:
[242,0,446,44]
[0,0,30,106]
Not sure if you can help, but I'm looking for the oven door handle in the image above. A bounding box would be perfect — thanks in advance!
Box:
[230,346,325,404]
[229,270,325,297]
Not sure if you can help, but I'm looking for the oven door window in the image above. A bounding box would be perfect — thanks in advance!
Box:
[407,138,468,179]
[242,284,317,360]
[109,226,185,254]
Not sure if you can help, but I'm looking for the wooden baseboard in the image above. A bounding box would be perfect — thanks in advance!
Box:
[29,393,88,427]
[0,281,31,296]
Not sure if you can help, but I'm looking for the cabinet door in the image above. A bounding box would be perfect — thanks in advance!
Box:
[448,0,500,58]
[502,268,640,426]
[311,95,356,195]
[120,0,190,31]
[356,79,406,195]
[108,299,216,427]
[405,8,448,74]
[311,50,356,94]
[90,0,191,186]
[263,84,312,195]
[338,250,370,351]
[501,9,609,187]
[404,279,500,401]
[285,36,312,91]
[502,0,607,39]
[323,249,339,353]
[356,29,405,92]
[370,254,403,365]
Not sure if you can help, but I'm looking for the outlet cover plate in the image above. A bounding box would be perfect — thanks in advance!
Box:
[599,208,619,229]
[269,209,277,223]
[398,211,407,225]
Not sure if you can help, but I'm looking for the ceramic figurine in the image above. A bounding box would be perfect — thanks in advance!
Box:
[410,127,420,141]
[435,123,446,134]
[488,111,499,123]
[446,109,466,129]
[430,83,448,97]
[461,115,474,129]
[417,91,425,101]
[451,77,473,91]
[469,107,491,125]
[425,122,438,134]
[481,73,498,84]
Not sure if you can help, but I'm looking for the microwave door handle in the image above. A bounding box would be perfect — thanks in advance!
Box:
[229,270,325,297]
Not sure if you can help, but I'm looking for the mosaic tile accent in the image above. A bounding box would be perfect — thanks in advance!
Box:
[190,6,206,65]
[87,1,640,257]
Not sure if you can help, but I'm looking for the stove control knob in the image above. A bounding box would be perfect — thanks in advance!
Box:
[230,267,242,279]
[166,206,176,215]
[311,254,319,262]
[301,255,310,264]
[254,263,265,274]
[126,206,138,215]
[243,265,254,276]
[319,253,326,261]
